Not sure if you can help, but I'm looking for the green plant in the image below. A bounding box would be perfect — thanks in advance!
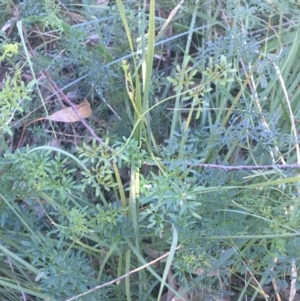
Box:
[1,0,300,300]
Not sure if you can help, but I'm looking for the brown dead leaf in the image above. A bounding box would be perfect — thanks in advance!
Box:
[63,11,87,23]
[47,138,61,148]
[1,18,15,32]
[160,271,177,301]
[191,267,219,276]
[46,100,92,123]
[174,286,189,301]
[167,270,177,290]
[13,9,20,18]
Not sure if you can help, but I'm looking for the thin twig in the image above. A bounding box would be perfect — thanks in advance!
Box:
[185,163,300,171]
[64,246,181,301]
[42,70,106,146]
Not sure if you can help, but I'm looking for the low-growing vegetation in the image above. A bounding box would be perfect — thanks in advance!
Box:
[1,0,300,300]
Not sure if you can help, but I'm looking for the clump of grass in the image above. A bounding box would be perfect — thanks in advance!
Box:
[0,0,300,300]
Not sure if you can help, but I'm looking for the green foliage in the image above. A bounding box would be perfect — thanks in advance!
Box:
[42,0,62,30]
[0,45,34,135]
[1,0,300,300]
